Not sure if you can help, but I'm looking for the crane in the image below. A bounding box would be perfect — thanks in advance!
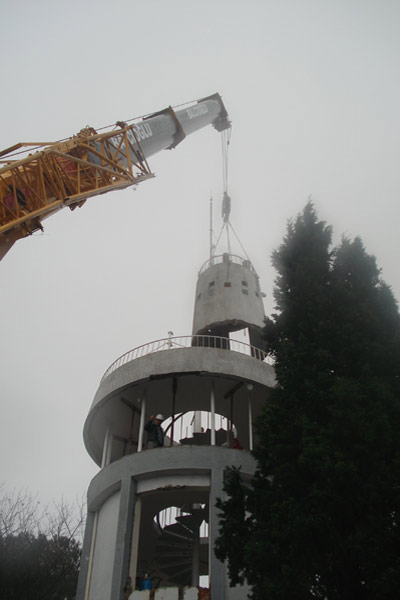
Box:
[0,93,230,260]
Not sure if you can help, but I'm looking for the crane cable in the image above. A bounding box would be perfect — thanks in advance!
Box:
[218,127,232,252]
[221,127,231,196]
[214,126,252,264]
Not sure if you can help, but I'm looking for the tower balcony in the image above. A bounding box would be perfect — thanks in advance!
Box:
[101,334,272,381]
[84,335,276,467]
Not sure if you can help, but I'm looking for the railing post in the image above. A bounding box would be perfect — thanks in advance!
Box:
[137,392,146,452]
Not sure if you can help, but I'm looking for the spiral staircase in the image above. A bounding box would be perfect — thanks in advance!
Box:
[154,504,209,587]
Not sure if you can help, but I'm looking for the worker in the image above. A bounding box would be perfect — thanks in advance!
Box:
[232,436,243,450]
[140,573,152,590]
[221,191,231,222]
[145,414,165,449]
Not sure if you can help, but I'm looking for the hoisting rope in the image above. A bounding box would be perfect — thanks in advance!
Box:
[228,221,251,262]
[221,128,232,225]
[213,126,252,264]
[221,127,231,198]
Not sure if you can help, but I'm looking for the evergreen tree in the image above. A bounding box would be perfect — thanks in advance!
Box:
[215,204,400,599]
[0,488,84,600]
[0,532,81,599]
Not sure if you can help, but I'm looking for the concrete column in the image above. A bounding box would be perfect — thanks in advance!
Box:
[137,394,146,452]
[128,496,142,583]
[209,468,225,599]
[210,382,216,446]
[191,525,200,587]
[76,511,96,600]
[248,387,253,451]
[110,477,137,600]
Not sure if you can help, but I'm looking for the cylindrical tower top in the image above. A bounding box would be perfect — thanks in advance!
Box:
[192,253,265,348]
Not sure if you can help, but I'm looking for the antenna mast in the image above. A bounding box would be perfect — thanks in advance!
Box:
[210,196,214,260]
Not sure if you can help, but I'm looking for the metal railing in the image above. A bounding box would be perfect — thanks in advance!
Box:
[101,334,273,382]
[198,253,258,276]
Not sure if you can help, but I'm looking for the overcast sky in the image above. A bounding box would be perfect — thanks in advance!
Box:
[1,0,399,509]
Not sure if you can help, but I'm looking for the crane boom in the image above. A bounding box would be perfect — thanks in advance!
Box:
[0,93,230,259]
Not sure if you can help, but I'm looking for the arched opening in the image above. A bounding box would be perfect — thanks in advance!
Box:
[163,410,242,448]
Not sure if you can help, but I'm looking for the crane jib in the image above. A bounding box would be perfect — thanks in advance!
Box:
[97,97,229,165]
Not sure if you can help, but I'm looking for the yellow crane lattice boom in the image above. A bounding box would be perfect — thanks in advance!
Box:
[0,93,230,259]
[0,125,153,256]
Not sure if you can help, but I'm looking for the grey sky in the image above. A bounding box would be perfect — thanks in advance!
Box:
[1,0,399,507]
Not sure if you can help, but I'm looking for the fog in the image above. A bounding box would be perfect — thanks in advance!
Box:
[1,0,399,507]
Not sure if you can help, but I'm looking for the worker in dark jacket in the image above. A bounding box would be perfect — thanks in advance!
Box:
[145,414,165,448]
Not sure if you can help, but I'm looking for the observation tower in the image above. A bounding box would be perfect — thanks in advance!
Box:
[77,202,276,600]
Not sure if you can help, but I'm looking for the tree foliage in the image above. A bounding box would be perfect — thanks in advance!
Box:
[0,486,84,600]
[215,467,249,586]
[215,203,400,599]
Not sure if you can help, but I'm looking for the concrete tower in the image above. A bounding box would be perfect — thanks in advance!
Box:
[77,243,275,600]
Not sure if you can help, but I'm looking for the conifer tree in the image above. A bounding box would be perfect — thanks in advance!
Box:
[215,204,400,599]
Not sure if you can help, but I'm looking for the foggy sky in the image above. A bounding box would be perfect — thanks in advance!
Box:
[1,0,399,508]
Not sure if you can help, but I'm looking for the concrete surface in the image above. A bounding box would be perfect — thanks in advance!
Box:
[192,257,265,335]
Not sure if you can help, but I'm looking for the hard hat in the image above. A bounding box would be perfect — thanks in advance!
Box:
[155,414,164,421]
